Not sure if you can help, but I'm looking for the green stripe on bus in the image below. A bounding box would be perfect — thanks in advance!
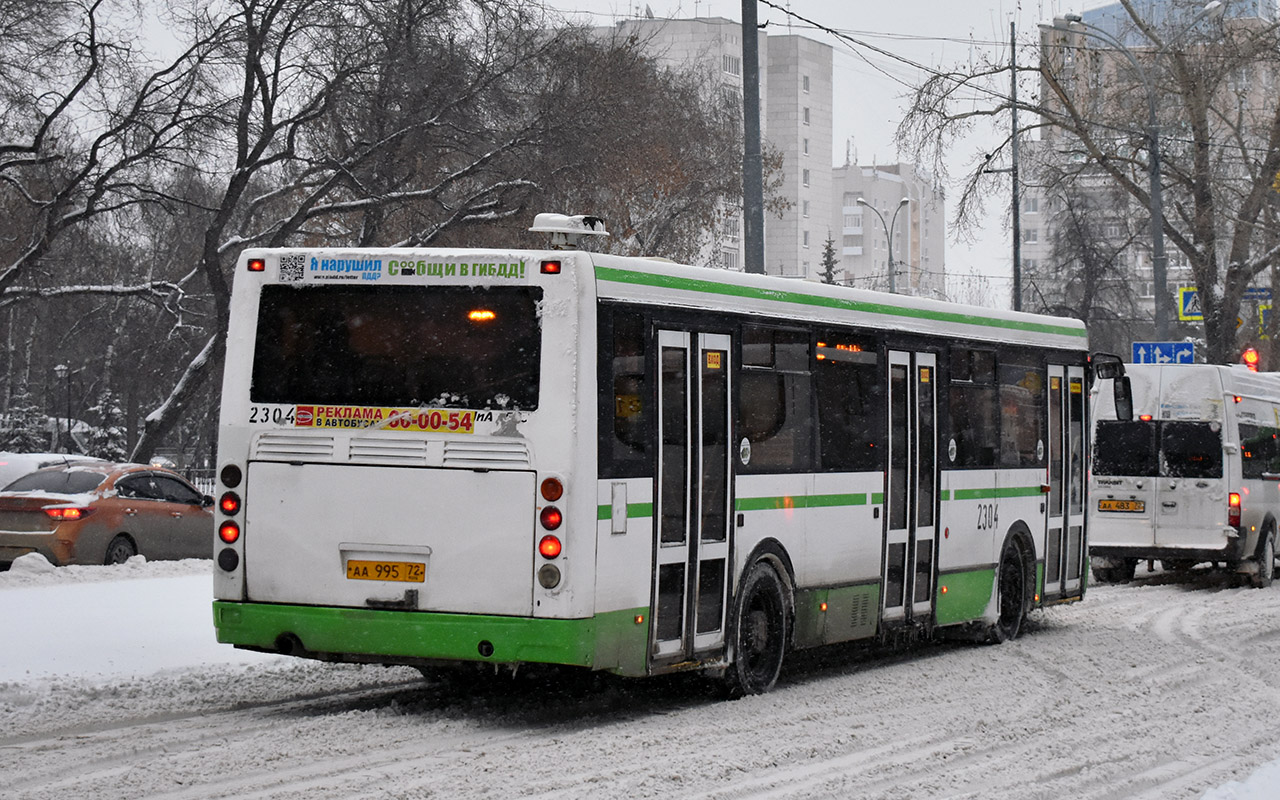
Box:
[596,502,654,521]
[736,493,868,511]
[940,489,951,501]
[935,567,996,625]
[213,601,651,677]
[951,486,1045,501]
[595,266,1087,339]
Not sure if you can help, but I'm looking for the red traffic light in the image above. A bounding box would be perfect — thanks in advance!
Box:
[1242,347,1261,371]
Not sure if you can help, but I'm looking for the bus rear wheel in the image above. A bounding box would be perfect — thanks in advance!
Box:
[723,561,789,698]
[987,538,1028,644]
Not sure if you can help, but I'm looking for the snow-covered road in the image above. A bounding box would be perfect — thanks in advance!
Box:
[3,559,1279,799]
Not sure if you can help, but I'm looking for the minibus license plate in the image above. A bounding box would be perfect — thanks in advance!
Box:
[346,560,425,583]
[1098,499,1145,513]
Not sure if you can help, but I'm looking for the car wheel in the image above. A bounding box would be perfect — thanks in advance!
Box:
[104,535,137,565]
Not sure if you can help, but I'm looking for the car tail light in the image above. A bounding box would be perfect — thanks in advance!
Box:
[539,534,562,559]
[44,507,92,521]
[539,506,562,530]
[220,492,241,515]
[219,521,241,543]
[540,477,563,502]
[1229,492,1242,528]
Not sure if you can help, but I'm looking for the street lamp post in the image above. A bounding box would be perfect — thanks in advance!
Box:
[53,363,70,453]
[1041,2,1223,340]
[856,197,910,294]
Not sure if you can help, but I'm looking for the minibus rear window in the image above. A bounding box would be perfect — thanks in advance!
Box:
[1093,420,1157,476]
[1093,419,1222,479]
[1161,421,1222,479]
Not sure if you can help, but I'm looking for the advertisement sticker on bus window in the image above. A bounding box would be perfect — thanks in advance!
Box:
[706,352,722,370]
[387,259,528,281]
[294,405,475,433]
[919,367,930,383]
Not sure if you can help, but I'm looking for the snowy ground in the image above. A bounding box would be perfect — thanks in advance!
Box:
[2,556,1280,799]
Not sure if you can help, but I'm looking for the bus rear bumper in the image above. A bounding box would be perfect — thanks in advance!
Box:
[212,601,650,676]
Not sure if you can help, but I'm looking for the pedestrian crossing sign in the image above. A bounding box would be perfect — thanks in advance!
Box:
[1178,287,1202,321]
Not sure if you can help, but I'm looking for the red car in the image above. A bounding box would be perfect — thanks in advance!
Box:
[0,462,214,567]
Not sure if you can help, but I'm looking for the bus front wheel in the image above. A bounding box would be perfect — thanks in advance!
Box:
[723,561,789,698]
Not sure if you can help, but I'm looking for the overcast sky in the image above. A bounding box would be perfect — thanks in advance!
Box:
[547,0,1120,306]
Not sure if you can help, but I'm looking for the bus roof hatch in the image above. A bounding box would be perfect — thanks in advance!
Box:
[529,213,609,249]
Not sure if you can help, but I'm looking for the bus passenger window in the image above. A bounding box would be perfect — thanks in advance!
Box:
[999,362,1045,467]
[948,348,998,468]
[738,326,813,473]
[816,336,881,471]
[599,307,648,478]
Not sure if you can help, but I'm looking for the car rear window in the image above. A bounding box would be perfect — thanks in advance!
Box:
[3,469,108,493]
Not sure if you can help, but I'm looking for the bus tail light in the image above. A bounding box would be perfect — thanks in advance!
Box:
[540,477,563,501]
[540,506,562,531]
[539,534,562,559]
[247,258,265,272]
[220,492,241,515]
[1229,492,1242,529]
[540,260,562,275]
[219,521,241,544]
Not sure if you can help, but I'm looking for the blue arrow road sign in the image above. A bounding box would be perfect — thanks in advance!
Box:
[1132,341,1195,364]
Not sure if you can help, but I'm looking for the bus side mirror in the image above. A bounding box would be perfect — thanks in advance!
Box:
[1092,353,1125,380]
[1113,376,1133,421]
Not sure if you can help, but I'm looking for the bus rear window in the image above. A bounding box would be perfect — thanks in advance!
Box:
[251,284,542,410]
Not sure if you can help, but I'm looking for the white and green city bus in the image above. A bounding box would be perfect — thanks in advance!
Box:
[212,214,1113,694]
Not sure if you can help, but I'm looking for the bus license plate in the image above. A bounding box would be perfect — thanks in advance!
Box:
[346,560,425,583]
[1098,499,1145,513]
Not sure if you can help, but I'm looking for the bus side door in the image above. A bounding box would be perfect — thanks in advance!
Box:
[652,330,732,662]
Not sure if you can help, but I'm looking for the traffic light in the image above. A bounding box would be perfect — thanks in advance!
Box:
[1242,347,1261,371]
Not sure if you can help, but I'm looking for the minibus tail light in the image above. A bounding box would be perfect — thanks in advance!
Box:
[247,258,265,272]
[1229,492,1242,529]
[540,260,562,275]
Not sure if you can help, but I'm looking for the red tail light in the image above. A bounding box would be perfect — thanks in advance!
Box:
[220,492,241,515]
[1229,492,1242,528]
[540,260,562,274]
[539,534,562,559]
[44,507,92,521]
[247,258,265,272]
[539,506,562,530]
[219,521,241,543]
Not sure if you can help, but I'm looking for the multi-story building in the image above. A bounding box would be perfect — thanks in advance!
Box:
[594,13,944,288]
[830,161,945,298]
[591,15,850,283]
[1031,0,1276,341]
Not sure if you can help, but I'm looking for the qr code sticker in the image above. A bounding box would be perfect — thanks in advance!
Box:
[280,254,305,282]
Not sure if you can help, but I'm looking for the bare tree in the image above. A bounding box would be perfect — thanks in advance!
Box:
[899,0,1280,364]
